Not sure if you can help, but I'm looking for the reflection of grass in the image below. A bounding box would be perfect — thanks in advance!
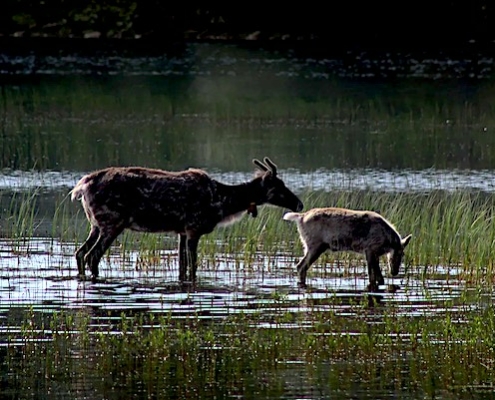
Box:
[6,302,495,398]
[4,77,495,172]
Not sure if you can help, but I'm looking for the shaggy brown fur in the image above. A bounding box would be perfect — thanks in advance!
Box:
[72,157,303,282]
[283,207,411,290]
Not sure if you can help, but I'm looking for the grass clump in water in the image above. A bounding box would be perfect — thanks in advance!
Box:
[201,189,495,284]
[1,188,40,253]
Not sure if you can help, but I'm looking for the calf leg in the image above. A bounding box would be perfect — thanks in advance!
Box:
[75,226,100,276]
[365,251,381,291]
[374,263,385,286]
[84,226,124,280]
[296,244,327,287]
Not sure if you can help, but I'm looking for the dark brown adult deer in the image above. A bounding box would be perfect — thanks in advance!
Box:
[71,157,303,282]
[283,207,411,290]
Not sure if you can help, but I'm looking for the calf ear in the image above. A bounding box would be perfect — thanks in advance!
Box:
[401,234,412,248]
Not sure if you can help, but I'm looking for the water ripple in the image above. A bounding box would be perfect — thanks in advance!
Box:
[0,238,480,317]
[1,43,494,79]
[1,168,494,193]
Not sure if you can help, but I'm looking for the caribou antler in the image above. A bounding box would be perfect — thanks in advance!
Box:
[263,157,278,175]
[252,157,277,176]
[253,158,268,171]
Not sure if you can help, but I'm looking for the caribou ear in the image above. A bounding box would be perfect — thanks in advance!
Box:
[401,234,412,248]
[263,157,278,176]
[253,158,268,172]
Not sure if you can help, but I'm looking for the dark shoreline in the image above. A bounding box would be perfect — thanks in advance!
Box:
[2,36,495,55]
[1,37,495,80]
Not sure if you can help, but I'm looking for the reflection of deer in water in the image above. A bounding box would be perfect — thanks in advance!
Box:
[283,207,411,290]
[71,157,303,282]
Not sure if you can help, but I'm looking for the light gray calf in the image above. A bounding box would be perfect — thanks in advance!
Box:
[283,207,412,290]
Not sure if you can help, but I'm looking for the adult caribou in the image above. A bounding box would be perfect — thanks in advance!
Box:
[71,157,303,282]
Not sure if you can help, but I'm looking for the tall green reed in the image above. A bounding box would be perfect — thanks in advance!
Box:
[3,188,39,252]
[200,189,495,283]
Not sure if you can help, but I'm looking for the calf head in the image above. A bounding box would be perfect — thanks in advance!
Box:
[387,234,412,276]
[253,157,304,212]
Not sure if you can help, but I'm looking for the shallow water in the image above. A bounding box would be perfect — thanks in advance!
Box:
[1,41,494,79]
[0,238,493,399]
[2,235,487,315]
[0,237,462,314]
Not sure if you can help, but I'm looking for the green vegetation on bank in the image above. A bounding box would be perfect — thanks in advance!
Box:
[2,1,495,43]
[3,76,495,171]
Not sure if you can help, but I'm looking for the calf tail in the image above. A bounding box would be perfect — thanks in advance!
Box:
[283,212,303,222]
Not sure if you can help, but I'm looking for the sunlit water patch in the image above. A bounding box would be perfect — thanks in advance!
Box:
[0,237,486,318]
[2,168,495,193]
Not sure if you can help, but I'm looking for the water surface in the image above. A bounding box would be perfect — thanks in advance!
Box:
[0,237,493,399]
[1,41,495,399]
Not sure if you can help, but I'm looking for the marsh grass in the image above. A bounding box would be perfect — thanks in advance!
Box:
[4,77,495,172]
[0,188,85,255]
[52,192,85,242]
[2,188,40,252]
[3,185,495,283]
[197,189,495,284]
[5,301,495,398]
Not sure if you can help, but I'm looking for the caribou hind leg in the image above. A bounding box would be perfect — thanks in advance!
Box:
[84,225,125,281]
[75,226,100,276]
[178,234,188,281]
[296,244,328,287]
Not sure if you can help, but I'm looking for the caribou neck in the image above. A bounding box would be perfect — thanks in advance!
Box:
[215,178,264,218]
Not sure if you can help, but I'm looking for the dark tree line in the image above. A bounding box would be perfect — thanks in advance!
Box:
[2,1,495,44]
